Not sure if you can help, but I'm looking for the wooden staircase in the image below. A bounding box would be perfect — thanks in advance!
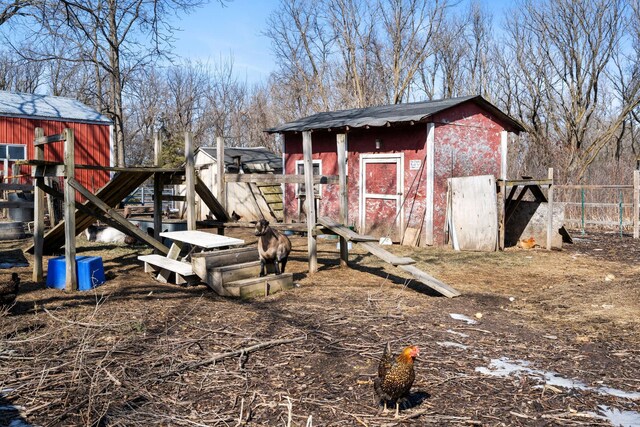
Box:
[190,247,293,298]
[253,183,283,221]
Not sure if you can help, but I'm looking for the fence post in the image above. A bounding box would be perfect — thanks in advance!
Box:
[581,186,585,235]
[546,168,554,250]
[634,170,639,239]
[619,190,623,237]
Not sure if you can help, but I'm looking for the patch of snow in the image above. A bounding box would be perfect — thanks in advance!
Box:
[446,329,469,338]
[449,313,478,324]
[436,341,469,350]
[592,405,640,427]
[475,357,640,400]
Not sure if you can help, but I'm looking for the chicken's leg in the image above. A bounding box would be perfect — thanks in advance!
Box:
[382,401,388,414]
[394,402,400,418]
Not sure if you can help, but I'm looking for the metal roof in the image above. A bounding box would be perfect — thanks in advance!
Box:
[0,91,111,124]
[198,146,282,173]
[267,95,525,133]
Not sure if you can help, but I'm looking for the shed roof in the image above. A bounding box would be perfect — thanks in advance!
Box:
[267,95,525,134]
[0,91,111,124]
[197,146,282,172]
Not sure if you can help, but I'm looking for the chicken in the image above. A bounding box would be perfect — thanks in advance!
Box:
[374,343,419,417]
[0,273,20,307]
[518,236,537,250]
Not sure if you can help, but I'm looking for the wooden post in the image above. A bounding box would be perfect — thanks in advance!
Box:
[63,128,77,291]
[497,180,506,251]
[633,170,639,239]
[46,178,57,227]
[33,128,45,283]
[217,136,226,212]
[337,133,348,266]
[424,123,435,246]
[302,131,317,273]
[153,132,164,252]
[185,132,196,230]
[546,168,554,251]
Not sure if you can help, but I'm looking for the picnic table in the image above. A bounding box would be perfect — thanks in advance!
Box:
[138,230,245,284]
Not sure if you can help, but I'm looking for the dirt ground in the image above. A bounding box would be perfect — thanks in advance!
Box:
[1,228,639,426]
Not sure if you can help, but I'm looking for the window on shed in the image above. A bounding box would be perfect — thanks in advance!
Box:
[295,160,321,197]
[0,144,27,160]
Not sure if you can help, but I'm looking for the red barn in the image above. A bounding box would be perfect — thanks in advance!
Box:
[268,95,524,246]
[0,91,112,195]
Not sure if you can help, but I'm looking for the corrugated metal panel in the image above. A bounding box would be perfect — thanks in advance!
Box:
[268,95,525,134]
[0,91,111,124]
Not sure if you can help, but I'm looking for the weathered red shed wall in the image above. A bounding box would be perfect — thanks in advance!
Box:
[282,100,509,245]
[0,117,111,199]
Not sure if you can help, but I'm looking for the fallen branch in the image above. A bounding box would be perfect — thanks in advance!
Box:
[164,335,307,377]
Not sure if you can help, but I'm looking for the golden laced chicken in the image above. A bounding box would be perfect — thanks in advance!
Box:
[374,343,419,417]
[0,273,20,307]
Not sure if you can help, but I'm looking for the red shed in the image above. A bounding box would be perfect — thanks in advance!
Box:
[268,95,524,246]
[0,91,112,195]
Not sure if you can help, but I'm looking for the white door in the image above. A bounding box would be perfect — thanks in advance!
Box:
[359,154,404,241]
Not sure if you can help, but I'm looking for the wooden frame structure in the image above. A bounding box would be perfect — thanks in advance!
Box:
[27,129,227,290]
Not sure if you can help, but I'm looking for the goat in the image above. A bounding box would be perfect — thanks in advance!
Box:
[254,219,292,276]
[85,225,135,245]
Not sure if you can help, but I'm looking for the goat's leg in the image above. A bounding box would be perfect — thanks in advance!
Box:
[280,258,288,274]
[273,259,281,275]
[259,259,266,277]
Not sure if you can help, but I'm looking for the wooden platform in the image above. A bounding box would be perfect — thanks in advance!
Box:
[226,274,294,298]
[138,254,199,285]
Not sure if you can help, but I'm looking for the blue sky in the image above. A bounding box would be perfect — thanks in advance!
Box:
[170,0,511,86]
[171,0,279,85]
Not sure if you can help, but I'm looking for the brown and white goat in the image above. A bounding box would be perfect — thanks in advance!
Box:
[254,219,292,276]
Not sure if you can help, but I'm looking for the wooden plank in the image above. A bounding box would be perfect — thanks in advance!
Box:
[63,128,77,291]
[191,247,258,279]
[358,242,415,265]
[317,216,377,242]
[224,173,339,184]
[33,164,65,177]
[555,184,634,189]
[547,168,554,251]
[225,273,293,298]
[302,131,317,273]
[68,178,170,255]
[425,122,435,245]
[195,176,229,221]
[46,177,57,227]
[185,132,196,230]
[33,127,45,284]
[22,160,185,174]
[34,133,65,146]
[498,180,506,251]
[0,183,32,191]
[448,175,498,251]
[138,254,196,276]
[398,265,461,298]
[337,133,348,266]
[159,230,244,248]
[505,179,553,187]
[217,137,226,212]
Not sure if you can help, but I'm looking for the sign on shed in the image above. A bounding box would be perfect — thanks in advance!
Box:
[447,175,498,251]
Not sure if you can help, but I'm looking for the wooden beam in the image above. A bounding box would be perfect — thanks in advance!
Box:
[634,170,639,239]
[154,131,164,254]
[318,216,377,242]
[185,132,196,230]
[195,177,229,221]
[67,178,169,254]
[63,128,77,291]
[547,168,554,251]
[398,265,461,298]
[425,122,435,245]
[23,160,185,174]
[217,136,226,212]
[34,133,66,146]
[33,127,45,283]
[224,173,339,184]
[337,133,349,266]
[302,131,317,273]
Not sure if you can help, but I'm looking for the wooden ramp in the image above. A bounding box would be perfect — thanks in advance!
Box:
[317,216,461,298]
[27,170,154,254]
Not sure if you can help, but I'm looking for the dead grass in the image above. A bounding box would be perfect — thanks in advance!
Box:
[0,229,639,426]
